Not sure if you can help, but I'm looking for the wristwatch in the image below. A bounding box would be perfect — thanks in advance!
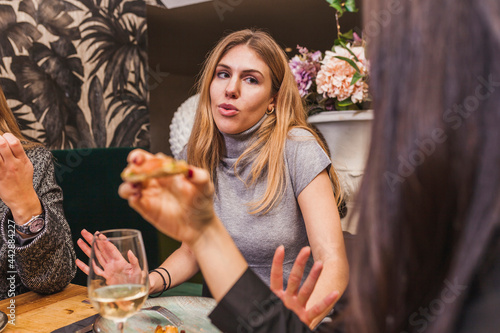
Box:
[15,214,45,235]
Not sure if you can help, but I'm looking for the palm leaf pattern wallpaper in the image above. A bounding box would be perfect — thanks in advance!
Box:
[0,0,149,149]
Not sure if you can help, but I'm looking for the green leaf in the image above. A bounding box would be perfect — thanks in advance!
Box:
[345,0,359,12]
[338,40,361,62]
[340,30,354,40]
[350,72,365,85]
[330,3,344,15]
[332,40,341,49]
[335,55,361,73]
[326,0,345,15]
[338,98,354,107]
[334,98,358,110]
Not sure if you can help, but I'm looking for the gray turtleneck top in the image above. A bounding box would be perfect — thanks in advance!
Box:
[213,115,331,286]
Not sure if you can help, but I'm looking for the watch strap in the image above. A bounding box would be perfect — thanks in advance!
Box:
[13,214,45,235]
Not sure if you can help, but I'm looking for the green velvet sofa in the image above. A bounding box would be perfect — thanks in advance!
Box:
[51,147,160,286]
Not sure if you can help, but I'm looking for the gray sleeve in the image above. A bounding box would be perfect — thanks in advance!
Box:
[285,128,332,197]
[6,147,76,294]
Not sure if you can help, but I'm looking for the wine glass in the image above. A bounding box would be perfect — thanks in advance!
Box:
[88,229,149,333]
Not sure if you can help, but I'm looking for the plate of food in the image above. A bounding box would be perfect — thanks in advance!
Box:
[93,296,221,333]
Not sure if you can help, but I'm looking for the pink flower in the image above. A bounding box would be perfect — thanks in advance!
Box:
[289,46,322,97]
[316,45,368,104]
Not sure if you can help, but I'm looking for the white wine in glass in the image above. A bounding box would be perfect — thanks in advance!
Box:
[88,229,149,332]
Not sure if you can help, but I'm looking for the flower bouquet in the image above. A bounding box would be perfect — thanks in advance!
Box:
[289,0,370,115]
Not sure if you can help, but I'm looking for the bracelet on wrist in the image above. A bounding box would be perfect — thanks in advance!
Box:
[149,267,171,298]
[156,267,172,291]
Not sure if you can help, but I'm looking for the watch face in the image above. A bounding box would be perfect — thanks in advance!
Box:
[29,218,45,233]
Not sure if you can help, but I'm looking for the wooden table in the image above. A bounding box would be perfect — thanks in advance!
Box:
[0,284,97,332]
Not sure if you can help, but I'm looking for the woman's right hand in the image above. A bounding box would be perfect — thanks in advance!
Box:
[75,229,94,276]
[75,229,143,285]
[118,149,216,245]
[77,229,185,295]
[0,133,42,224]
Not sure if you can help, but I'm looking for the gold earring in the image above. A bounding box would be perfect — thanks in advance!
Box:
[266,107,275,115]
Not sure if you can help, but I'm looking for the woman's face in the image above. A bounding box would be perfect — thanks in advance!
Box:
[210,44,275,135]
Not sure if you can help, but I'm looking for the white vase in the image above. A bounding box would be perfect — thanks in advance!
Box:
[308,110,374,233]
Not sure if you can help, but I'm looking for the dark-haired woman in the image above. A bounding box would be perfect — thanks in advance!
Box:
[0,86,76,300]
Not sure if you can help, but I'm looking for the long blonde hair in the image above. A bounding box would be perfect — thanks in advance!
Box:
[0,86,38,149]
[187,29,343,214]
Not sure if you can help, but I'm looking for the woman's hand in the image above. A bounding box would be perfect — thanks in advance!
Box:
[76,229,143,285]
[118,149,216,245]
[270,246,339,329]
[0,133,42,223]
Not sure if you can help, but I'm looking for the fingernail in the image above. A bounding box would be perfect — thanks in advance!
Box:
[187,168,194,178]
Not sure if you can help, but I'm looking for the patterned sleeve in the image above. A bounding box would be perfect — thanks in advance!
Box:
[285,128,332,197]
[6,147,76,294]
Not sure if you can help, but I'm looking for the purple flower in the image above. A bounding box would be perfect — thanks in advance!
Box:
[289,46,322,97]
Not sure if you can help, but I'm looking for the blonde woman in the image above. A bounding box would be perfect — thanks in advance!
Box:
[79,29,348,324]
[0,86,76,299]
[116,0,500,330]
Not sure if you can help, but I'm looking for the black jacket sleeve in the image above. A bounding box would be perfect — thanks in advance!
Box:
[209,268,338,333]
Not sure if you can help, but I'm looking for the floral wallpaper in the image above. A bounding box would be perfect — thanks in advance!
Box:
[0,0,149,149]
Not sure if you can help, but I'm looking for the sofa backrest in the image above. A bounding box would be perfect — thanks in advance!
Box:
[51,147,159,286]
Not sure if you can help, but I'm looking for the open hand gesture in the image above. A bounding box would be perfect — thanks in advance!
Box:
[76,229,143,284]
[270,246,339,328]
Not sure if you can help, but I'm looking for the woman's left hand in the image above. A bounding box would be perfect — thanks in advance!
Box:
[270,246,339,328]
[0,133,41,222]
